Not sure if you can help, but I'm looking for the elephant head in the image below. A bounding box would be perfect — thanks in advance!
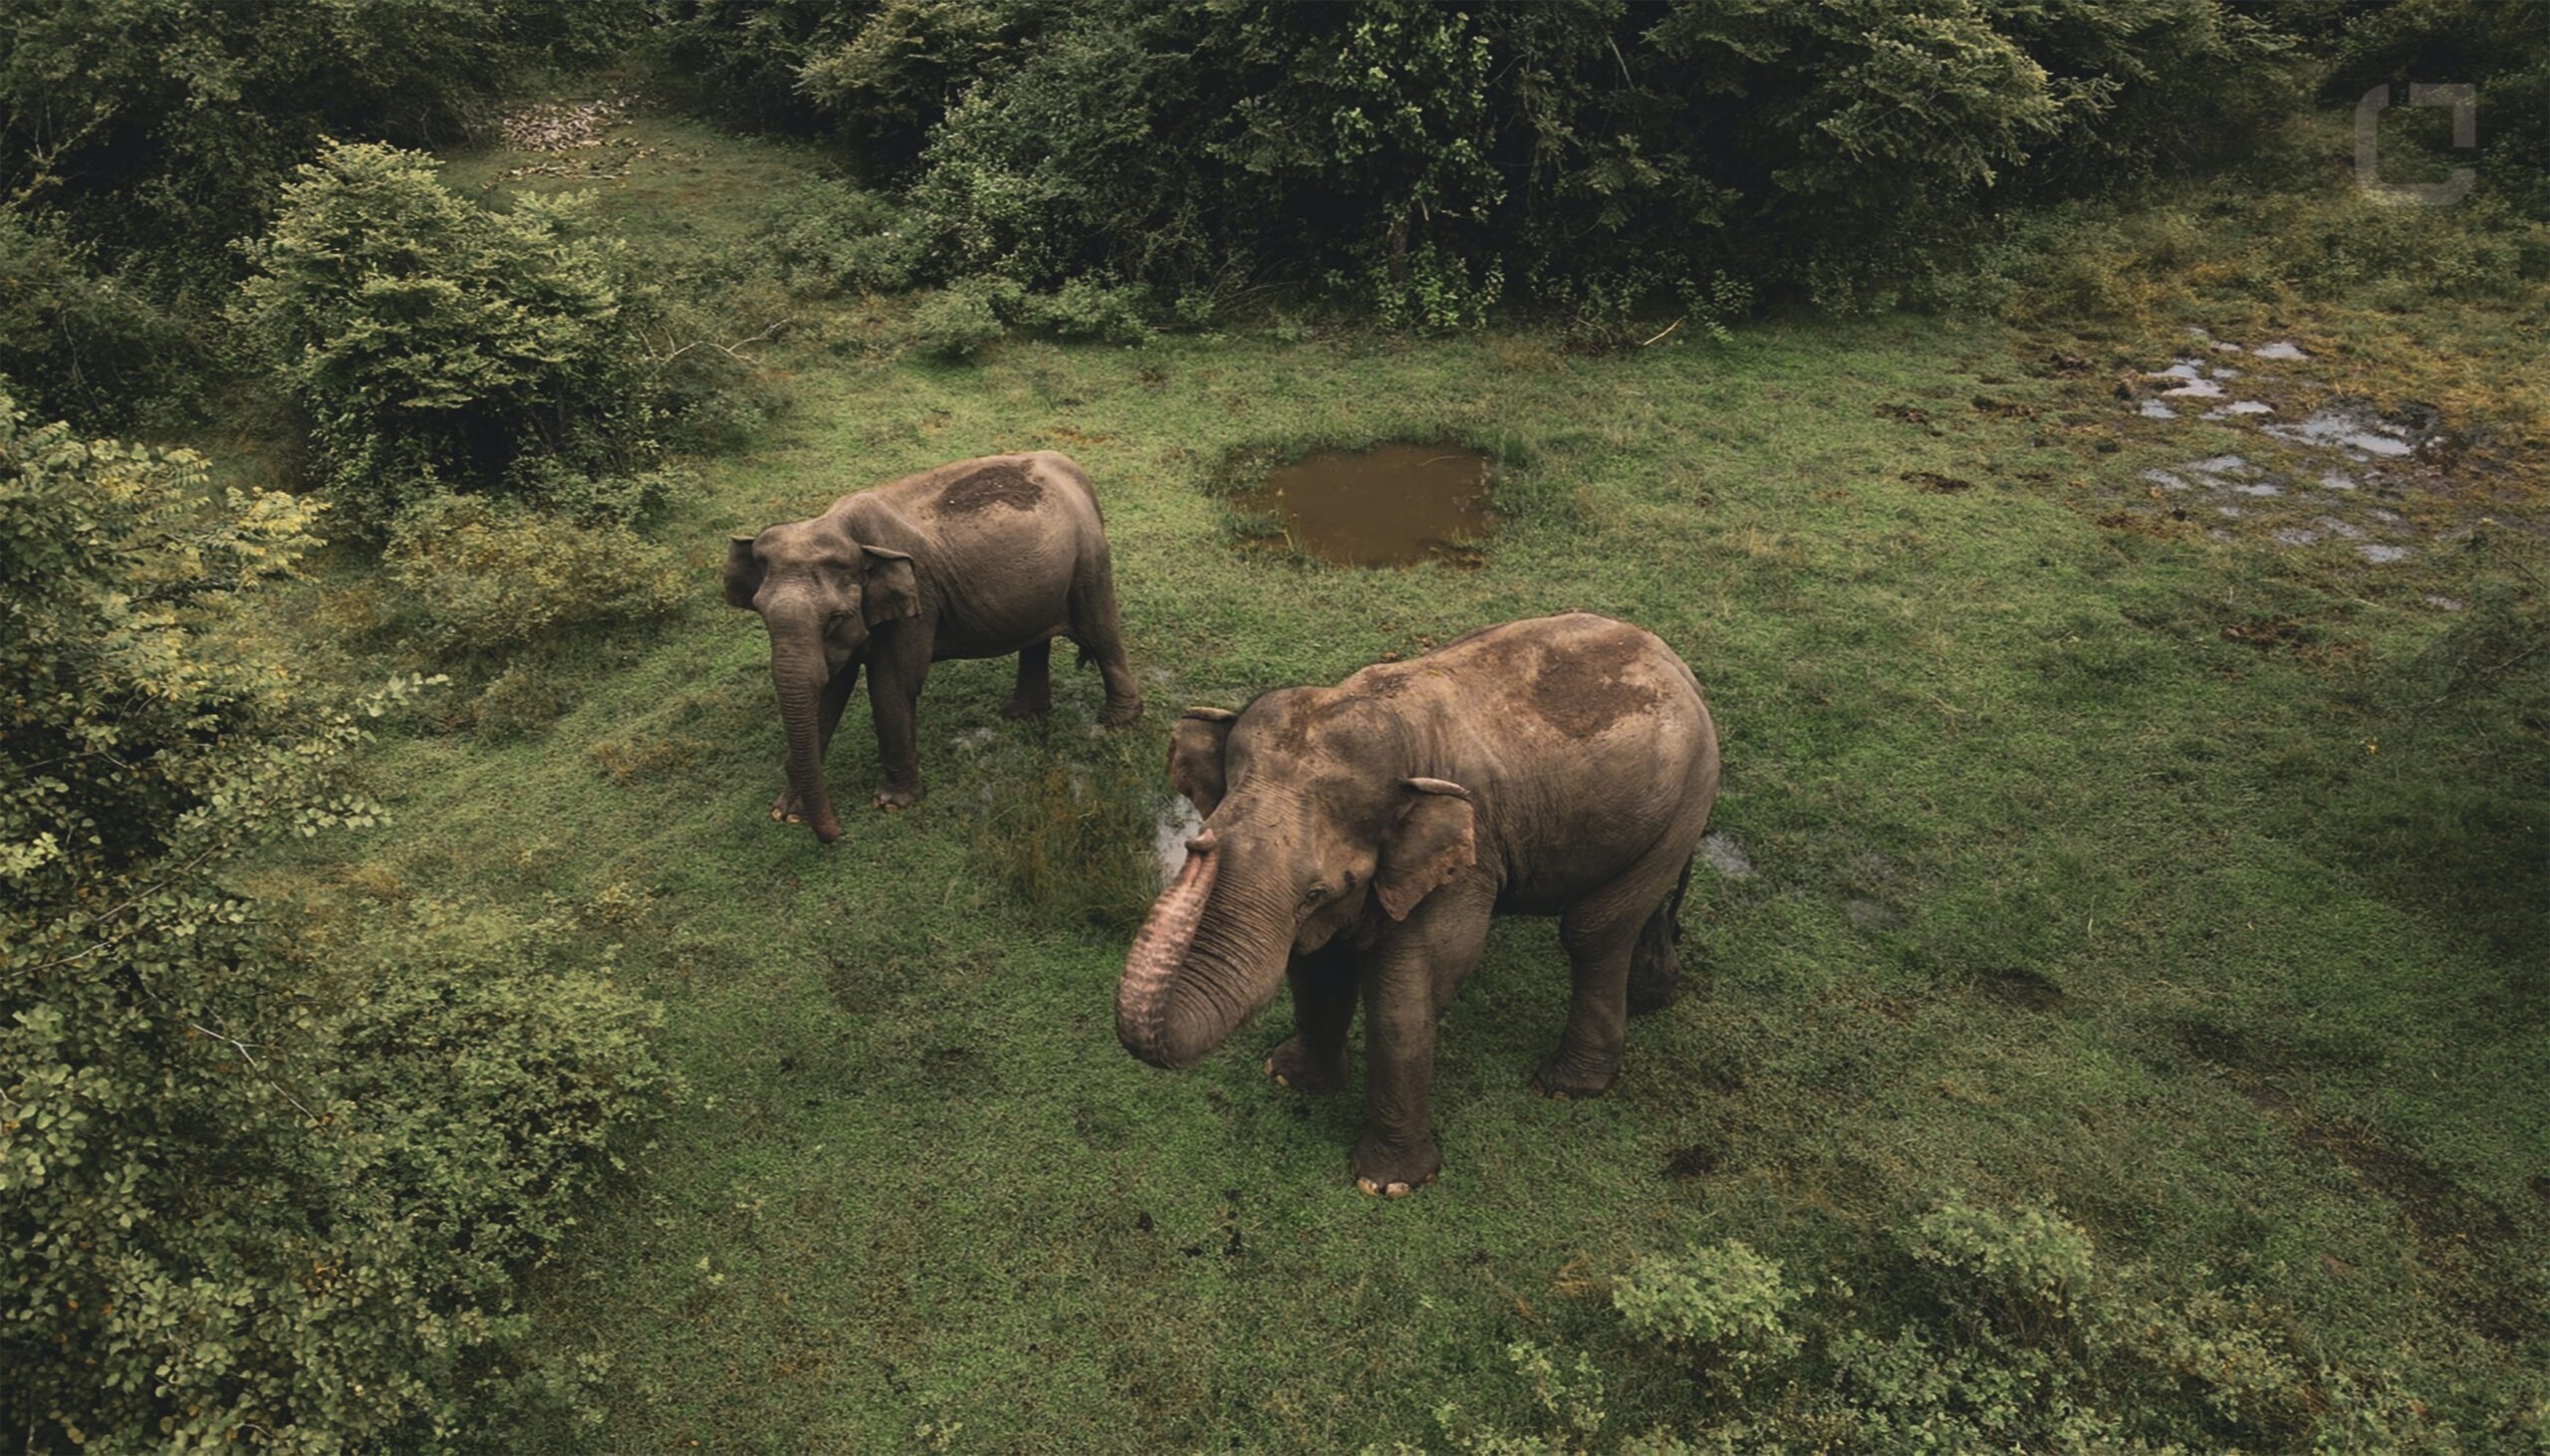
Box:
[1118,694,1477,1069]
[723,517,919,844]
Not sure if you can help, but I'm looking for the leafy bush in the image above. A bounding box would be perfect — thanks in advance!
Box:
[0,208,200,428]
[1612,1240,1803,1392]
[835,0,2303,321]
[0,0,635,274]
[382,496,688,661]
[1023,276,1156,345]
[664,0,1054,176]
[1417,1194,2455,1452]
[911,278,1014,360]
[0,391,671,1448]
[2321,0,2550,219]
[756,180,927,297]
[235,140,689,533]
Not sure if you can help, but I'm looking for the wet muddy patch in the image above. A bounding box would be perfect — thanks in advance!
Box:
[1224,442,1494,567]
[2100,328,2527,562]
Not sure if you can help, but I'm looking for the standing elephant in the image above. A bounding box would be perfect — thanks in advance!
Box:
[724,451,1143,842]
[1117,612,1718,1196]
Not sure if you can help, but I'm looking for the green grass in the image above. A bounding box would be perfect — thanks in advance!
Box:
[251,108,2550,1449]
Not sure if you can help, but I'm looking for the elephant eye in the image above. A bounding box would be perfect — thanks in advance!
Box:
[1302,883,1331,906]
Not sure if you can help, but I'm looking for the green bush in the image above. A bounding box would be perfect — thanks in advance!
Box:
[0,0,635,275]
[0,208,200,428]
[235,140,693,533]
[0,390,672,1448]
[383,496,688,661]
[756,180,927,297]
[841,0,2302,319]
[1416,1193,2454,1452]
[2322,0,2550,219]
[1612,1240,1803,1392]
[1024,276,1157,345]
[664,0,1054,175]
[911,278,1014,360]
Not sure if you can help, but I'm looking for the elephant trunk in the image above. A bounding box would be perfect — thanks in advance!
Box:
[772,634,841,844]
[1118,833,1291,1069]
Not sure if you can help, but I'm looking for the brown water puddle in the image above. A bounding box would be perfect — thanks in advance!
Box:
[1238,443,1493,566]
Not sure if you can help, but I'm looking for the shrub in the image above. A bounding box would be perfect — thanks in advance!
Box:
[2322,0,2550,219]
[1023,276,1157,345]
[1903,1194,2096,1343]
[1413,1193,2451,1452]
[0,389,672,1448]
[382,496,688,661]
[235,140,682,534]
[911,278,1013,360]
[756,180,927,298]
[1613,1240,1803,1391]
[0,208,200,428]
[0,0,635,274]
[867,0,2304,319]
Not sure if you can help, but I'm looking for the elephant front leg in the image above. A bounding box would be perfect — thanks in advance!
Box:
[1351,893,1491,1195]
[1266,944,1356,1093]
[772,660,859,824]
[1001,638,1053,720]
[1353,958,1442,1196]
[867,641,929,810]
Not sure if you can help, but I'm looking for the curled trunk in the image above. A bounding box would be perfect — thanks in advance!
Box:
[1118,833,1292,1069]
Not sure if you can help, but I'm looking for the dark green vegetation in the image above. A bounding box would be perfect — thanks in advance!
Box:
[5,0,2548,1448]
[0,401,672,1448]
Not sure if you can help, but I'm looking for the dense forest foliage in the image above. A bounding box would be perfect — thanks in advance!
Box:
[4,1,2545,1447]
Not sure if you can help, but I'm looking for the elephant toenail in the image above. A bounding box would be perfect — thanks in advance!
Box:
[1357,1177,1380,1196]
[1387,1182,1410,1197]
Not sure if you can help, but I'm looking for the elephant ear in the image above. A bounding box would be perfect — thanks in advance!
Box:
[1168,708,1237,817]
[859,546,921,625]
[1375,778,1476,921]
[722,534,764,609]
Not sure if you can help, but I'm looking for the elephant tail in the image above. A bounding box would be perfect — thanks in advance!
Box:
[1076,639,1098,670]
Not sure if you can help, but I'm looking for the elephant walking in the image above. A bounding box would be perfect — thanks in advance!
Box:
[724,451,1143,842]
[1118,612,1718,1195]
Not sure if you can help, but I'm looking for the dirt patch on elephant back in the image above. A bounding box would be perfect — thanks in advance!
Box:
[1236,442,1493,566]
[937,461,1044,514]
[1526,627,1658,738]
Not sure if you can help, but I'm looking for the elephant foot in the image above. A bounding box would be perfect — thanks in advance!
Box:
[874,784,925,812]
[1532,1056,1620,1101]
[1000,694,1052,720]
[769,790,803,824]
[1099,696,1145,728]
[1351,1132,1441,1198]
[1263,1036,1347,1094]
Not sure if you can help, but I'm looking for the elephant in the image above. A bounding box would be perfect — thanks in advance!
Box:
[723,450,1142,842]
[1117,611,1719,1196]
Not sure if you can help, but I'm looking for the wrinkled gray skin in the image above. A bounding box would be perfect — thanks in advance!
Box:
[1119,612,1718,1196]
[724,451,1142,842]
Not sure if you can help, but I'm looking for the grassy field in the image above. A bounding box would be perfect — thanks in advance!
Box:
[249,107,2549,1449]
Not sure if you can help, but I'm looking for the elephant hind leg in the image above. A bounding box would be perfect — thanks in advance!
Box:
[1627,856,1693,1016]
[1068,550,1144,726]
